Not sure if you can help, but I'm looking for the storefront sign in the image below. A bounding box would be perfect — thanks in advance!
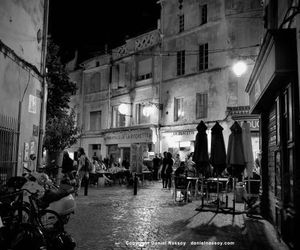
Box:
[236,119,260,131]
[172,130,195,136]
[105,129,152,144]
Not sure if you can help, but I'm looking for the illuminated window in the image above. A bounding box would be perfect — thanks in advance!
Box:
[174,98,184,121]
[136,104,151,124]
[112,106,125,128]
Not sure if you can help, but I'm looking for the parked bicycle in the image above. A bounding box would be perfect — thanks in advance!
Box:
[0,171,76,249]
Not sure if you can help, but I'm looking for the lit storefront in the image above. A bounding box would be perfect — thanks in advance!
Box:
[104,128,156,171]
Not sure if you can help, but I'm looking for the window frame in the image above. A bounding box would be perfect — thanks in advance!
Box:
[199,43,208,71]
[177,50,185,76]
[179,14,184,32]
[200,4,207,25]
[89,110,102,131]
[136,103,151,125]
[111,106,126,128]
[174,97,184,121]
[196,93,208,119]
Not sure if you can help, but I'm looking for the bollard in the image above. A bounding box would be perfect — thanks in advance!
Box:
[84,174,89,196]
[134,173,137,195]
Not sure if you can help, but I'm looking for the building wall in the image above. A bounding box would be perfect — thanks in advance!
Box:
[0,0,44,71]
[160,0,263,155]
[0,0,46,177]
[69,0,263,164]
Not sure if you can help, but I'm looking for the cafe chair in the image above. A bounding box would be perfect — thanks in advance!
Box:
[173,175,188,203]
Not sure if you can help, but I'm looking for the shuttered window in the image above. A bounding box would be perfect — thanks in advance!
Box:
[177,50,185,76]
[111,65,119,89]
[137,58,152,81]
[199,43,208,71]
[90,111,101,131]
[200,4,207,25]
[196,93,208,119]
[85,72,101,93]
[119,63,125,87]
[179,14,184,32]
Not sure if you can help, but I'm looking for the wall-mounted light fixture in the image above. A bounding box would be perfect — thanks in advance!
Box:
[232,60,248,77]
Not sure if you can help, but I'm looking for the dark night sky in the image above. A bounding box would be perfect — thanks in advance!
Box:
[48,0,160,63]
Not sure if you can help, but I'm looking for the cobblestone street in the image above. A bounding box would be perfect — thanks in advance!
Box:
[66,181,249,250]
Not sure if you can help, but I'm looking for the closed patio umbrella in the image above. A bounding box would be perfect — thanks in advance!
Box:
[192,121,209,176]
[210,122,226,176]
[242,121,254,178]
[226,121,245,179]
[209,122,227,209]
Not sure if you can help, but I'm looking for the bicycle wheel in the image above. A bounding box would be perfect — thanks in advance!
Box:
[38,209,64,232]
[10,205,32,225]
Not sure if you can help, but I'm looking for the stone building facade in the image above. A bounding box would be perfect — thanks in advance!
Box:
[69,30,161,172]
[69,0,264,170]
[159,0,263,160]
[0,0,48,181]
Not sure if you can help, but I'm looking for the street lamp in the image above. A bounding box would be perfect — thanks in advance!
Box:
[118,103,131,116]
[232,61,248,77]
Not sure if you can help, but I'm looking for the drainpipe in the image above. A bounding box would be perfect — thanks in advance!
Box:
[37,0,49,169]
[158,0,164,154]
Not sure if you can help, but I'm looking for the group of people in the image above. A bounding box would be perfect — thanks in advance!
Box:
[152,152,198,190]
[61,147,129,196]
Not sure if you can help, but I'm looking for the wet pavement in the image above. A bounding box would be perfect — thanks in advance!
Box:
[66,181,252,250]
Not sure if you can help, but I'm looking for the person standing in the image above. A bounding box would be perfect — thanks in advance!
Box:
[161,152,168,188]
[152,154,161,181]
[165,152,174,189]
[61,150,76,186]
[76,147,89,196]
[173,154,181,172]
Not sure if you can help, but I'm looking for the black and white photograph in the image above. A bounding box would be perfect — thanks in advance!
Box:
[0,0,299,249]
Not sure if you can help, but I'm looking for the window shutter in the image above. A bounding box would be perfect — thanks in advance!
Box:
[174,98,179,121]
[101,68,109,90]
[138,58,152,76]
[111,65,119,89]
[119,63,126,87]
[196,93,208,119]
[90,111,101,131]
